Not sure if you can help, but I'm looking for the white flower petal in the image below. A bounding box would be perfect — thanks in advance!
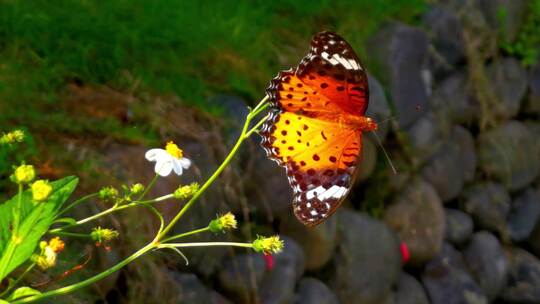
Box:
[172,159,184,175]
[155,160,173,176]
[179,157,191,169]
[145,149,167,161]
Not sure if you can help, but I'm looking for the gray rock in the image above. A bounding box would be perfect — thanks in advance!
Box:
[366,74,392,141]
[430,71,479,125]
[525,61,540,115]
[501,247,540,303]
[171,272,232,304]
[445,208,474,245]
[488,58,528,119]
[422,243,488,304]
[279,212,337,271]
[295,278,339,304]
[393,273,429,304]
[529,221,540,257]
[422,141,464,202]
[210,95,249,146]
[423,5,465,77]
[462,182,510,236]
[524,121,540,153]
[508,188,540,242]
[333,209,401,304]
[478,121,540,190]
[463,231,509,300]
[245,138,293,216]
[405,112,451,164]
[384,178,445,266]
[260,237,305,304]
[367,23,429,128]
[477,0,527,41]
[218,254,266,303]
[358,137,377,181]
[450,125,477,182]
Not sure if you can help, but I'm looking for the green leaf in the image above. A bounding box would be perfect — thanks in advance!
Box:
[52,217,77,225]
[7,286,41,301]
[0,176,78,281]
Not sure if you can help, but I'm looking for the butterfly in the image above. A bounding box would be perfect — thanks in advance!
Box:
[260,31,377,227]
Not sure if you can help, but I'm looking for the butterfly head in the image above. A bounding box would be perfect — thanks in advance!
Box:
[364,117,378,132]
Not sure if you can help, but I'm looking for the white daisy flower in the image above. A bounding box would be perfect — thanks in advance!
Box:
[145,141,191,177]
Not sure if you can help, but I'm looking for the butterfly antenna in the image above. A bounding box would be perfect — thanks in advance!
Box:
[371,131,397,175]
[377,115,396,125]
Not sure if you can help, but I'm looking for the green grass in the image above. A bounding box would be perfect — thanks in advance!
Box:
[500,0,540,66]
[0,1,426,114]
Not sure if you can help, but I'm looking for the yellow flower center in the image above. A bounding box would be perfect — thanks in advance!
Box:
[165,141,183,159]
[31,180,53,202]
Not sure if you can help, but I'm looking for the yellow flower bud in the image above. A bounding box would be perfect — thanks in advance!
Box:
[12,164,35,184]
[130,183,145,195]
[173,182,200,200]
[91,227,119,243]
[209,212,237,233]
[99,186,119,200]
[252,235,284,255]
[31,180,53,202]
[0,129,24,145]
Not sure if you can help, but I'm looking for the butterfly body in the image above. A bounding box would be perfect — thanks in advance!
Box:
[260,31,374,226]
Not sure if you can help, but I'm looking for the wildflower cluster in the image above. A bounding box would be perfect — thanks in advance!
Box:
[0,113,286,303]
[34,237,65,270]
[0,129,24,145]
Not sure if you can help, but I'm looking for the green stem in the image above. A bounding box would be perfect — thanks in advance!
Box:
[251,95,269,114]
[137,174,159,201]
[160,227,210,243]
[49,231,91,238]
[57,193,99,217]
[159,242,253,249]
[49,193,175,234]
[251,101,270,118]
[245,114,270,138]
[49,204,120,233]
[11,243,156,304]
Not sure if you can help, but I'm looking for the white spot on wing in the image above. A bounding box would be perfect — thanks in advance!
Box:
[333,54,353,70]
[305,185,348,202]
[349,59,361,70]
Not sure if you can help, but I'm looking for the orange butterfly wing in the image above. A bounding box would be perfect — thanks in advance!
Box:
[260,31,374,226]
